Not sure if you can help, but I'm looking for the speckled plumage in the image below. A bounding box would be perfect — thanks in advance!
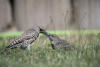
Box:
[0,26,40,54]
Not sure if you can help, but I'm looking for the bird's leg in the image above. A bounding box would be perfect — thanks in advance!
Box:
[24,44,31,55]
[51,44,55,49]
[26,44,30,51]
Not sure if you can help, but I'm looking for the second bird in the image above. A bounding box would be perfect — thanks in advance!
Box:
[41,30,74,50]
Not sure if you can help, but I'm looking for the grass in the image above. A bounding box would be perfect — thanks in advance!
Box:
[0,30,100,38]
[0,33,100,67]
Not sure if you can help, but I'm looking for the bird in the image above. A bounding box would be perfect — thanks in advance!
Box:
[41,30,74,50]
[0,25,42,54]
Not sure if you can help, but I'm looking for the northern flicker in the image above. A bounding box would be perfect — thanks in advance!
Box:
[41,30,74,50]
[0,26,41,54]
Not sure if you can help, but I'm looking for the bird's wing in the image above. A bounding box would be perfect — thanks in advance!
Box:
[0,29,40,54]
[6,28,40,49]
[6,37,25,49]
[0,37,25,54]
[22,29,39,39]
[6,31,35,49]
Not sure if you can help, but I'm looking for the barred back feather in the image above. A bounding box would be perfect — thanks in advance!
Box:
[0,26,40,54]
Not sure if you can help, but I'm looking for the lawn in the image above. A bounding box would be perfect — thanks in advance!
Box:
[0,32,100,67]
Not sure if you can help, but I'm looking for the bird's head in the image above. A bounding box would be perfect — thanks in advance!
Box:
[33,25,41,33]
[48,34,60,41]
[33,25,47,34]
